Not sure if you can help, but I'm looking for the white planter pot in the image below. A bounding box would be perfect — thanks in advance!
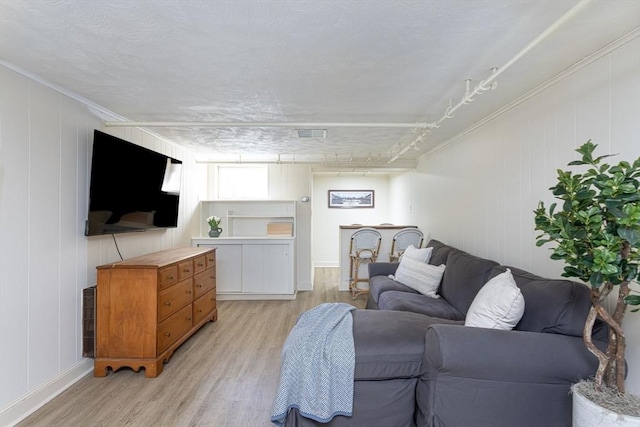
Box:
[573,388,640,427]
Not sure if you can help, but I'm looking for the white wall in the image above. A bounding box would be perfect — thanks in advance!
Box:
[312,175,390,266]
[390,35,640,393]
[0,65,202,425]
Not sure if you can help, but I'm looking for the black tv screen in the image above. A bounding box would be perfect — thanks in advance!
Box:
[85,130,182,236]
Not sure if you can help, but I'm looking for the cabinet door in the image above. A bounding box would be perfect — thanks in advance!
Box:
[242,243,293,294]
[214,244,243,293]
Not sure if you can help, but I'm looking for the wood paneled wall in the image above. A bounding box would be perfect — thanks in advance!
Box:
[390,35,640,393]
[0,66,202,423]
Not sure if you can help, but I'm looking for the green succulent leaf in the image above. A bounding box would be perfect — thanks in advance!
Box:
[593,154,616,164]
[618,226,640,245]
[619,183,637,193]
[625,294,640,306]
[589,272,604,287]
[606,200,625,218]
[625,264,638,281]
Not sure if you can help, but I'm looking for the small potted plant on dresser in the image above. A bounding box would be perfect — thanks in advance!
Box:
[534,141,640,426]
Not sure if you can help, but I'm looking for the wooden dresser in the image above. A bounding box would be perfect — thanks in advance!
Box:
[94,247,217,377]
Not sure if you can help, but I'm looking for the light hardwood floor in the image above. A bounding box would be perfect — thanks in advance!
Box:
[18,268,366,427]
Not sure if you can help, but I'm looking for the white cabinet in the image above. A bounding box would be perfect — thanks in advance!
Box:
[242,243,293,294]
[214,244,242,293]
[193,238,295,300]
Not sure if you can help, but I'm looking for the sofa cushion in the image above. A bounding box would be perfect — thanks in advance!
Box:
[518,279,597,337]
[425,239,455,266]
[393,257,445,298]
[369,275,418,306]
[438,250,499,315]
[352,309,461,380]
[490,266,607,340]
[378,291,465,320]
[401,244,433,263]
[465,269,525,330]
[487,265,543,285]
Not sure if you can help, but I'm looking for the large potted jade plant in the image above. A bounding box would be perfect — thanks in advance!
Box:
[534,141,640,426]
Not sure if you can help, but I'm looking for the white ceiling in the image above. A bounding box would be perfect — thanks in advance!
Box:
[1,0,639,169]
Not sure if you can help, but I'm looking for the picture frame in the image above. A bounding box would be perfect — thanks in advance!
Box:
[328,190,375,208]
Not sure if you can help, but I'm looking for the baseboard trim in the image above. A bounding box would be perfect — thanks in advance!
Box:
[0,359,93,427]
[313,262,339,268]
[296,281,313,291]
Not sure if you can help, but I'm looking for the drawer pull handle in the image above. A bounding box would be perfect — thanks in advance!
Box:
[196,284,202,288]
[210,297,215,302]
[187,316,192,321]
[164,301,172,306]
[186,290,192,294]
[183,269,190,273]
[164,332,171,337]
[197,309,202,313]
[168,275,174,280]
[198,263,204,267]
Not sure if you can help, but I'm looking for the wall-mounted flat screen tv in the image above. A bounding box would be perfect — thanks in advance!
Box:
[85,130,182,236]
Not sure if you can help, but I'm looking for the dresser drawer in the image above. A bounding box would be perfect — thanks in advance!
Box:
[158,279,193,322]
[194,268,215,299]
[157,305,193,353]
[178,260,194,281]
[158,265,178,290]
[206,250,216,269]
[193,289,216,325]
[193,255,207,274]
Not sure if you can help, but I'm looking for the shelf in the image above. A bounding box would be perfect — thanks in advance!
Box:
[199,200,296,238]
[227,215,293,219]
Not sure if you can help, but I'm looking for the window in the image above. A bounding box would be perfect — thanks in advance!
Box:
[217,165,268,199]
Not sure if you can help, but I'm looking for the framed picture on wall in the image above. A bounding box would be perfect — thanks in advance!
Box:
[328,190,375,208]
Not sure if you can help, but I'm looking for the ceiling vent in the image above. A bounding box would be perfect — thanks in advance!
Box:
[297,129,327,138]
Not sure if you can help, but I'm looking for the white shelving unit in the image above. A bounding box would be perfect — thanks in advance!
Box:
[193,200,297,300]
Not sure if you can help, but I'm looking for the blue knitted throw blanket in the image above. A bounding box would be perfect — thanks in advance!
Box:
[271,302,356,426]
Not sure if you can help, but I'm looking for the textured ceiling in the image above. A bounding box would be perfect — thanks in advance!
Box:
[1,0,639,168]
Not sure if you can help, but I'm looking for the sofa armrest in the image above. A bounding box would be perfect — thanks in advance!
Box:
[368,262,399,278]
[418,324,604,427]
[424,324,601,383]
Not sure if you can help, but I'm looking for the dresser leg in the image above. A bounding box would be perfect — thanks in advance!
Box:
[93,361,108,377]
[144,361,163,378]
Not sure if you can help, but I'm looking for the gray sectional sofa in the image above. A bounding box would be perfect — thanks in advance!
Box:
[283,239,608,427]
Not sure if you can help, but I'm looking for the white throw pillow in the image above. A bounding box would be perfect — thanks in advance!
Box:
[465,269,525,330]
[393,256,445,298]
[400,245,433,263]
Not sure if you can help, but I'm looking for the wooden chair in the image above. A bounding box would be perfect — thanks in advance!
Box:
[348,228,382,299]
[390,228,424,262]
